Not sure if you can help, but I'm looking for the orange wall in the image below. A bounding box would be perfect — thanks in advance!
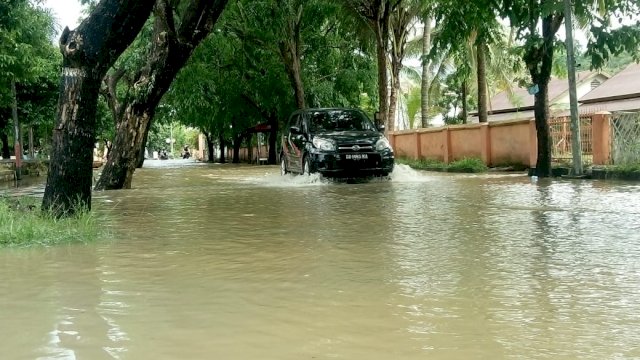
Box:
[420,130,445,162]
[450,125,482,161]
[393,131,418,159]
[489,120,532,166]
[390,115,611,167]
[389,119,547,167]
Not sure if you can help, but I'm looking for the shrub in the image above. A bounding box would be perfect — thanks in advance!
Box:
[0,196,102,248]
[396,157,487,173]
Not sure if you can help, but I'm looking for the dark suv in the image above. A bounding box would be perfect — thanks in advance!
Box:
[280,108,394,177]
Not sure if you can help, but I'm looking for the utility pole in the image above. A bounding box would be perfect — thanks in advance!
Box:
[11,79,22,180]
[564,0,583,176]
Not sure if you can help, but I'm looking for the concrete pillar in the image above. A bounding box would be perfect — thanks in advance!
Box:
[443,127,452,164]
[528,119,538,167]
[480,123,491,166]
[591,111,611,165]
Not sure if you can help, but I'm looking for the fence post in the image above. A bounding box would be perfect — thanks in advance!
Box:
[480,123,491,166]
[414,131,422,160]
[591,111,611,165]
[443,127,451,164]
[528,120,537,167]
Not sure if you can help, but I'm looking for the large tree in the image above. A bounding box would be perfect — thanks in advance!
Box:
[0,0,57,165]
[388,1,421,131]
[94,0,228,190]
[41,0,156,216]
[500,0,640,177]
[344,0,400,131]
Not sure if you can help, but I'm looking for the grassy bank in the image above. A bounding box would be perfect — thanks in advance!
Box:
[0,196,101,248]
[590,164,640,180]
[397,157,488,173]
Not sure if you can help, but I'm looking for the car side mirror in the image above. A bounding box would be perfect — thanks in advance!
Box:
[290,126,301,134]
[378,124,385,132]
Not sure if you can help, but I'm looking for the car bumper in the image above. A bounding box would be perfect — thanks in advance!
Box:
[309,152,394,177]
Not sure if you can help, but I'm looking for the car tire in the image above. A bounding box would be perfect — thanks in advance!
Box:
[280,154,288,175]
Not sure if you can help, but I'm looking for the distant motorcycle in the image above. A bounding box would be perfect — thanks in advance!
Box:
[159,150,169,160]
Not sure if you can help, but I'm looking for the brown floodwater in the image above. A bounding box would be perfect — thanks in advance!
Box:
[2,160,640,359]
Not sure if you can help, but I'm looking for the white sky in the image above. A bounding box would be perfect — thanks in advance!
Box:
[43,0,85,35]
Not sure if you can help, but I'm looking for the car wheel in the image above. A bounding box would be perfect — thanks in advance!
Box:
[280,155,288,175]
[302,155,311,176]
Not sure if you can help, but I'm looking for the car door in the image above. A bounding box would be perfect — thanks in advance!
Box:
[284,113,304,172]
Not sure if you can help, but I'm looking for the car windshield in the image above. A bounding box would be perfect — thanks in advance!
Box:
[308,110,376,132]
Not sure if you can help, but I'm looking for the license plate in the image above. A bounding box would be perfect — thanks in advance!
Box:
[346,154,368,160]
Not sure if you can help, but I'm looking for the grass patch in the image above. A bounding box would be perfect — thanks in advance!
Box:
[606,163,640,175]
[0,196,101,248]
[396,157,446,170]
[397,157,487,173]
[447,158,488,173]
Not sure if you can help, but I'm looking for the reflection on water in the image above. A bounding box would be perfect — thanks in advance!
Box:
[2,162,640,359]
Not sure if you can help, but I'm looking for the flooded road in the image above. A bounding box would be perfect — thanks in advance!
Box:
[2,161,640,359]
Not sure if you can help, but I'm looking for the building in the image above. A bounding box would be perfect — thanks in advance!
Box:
[470,71,609,122]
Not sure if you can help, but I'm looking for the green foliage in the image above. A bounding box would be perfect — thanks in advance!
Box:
[161,0,378,149]
[0,0,59,155]
[0,0,56,98]
[0,195,102,248]
[404,86,421,128]
[146,121,198,156]
[397,156,488,172]
[447,157,488,172]
[397,157,447,170]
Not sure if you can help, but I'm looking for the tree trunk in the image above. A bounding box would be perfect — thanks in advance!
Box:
[136,128,149,168]
[476,42,488,123]
[11,79,22,180]
[218,133,226,163]
[461,80,468,124]
[375,27,389,130]
[232,135,242,163]
[42,0,156,216]
[268,115,278,164]
[95,0,228,190]
[421,15,432,128]
[527,14,563,177]
[533,79,552,177]
[94,107,153,190]
[205,133,215,162]
[279,11,306,109]
[1,131,9,159]
[388,65,400,132]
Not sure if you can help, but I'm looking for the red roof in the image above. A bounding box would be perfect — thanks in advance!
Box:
[580,63,640,103]
[488,71,600,113]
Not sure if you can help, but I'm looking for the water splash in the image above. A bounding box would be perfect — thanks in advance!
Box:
[389,164,431,183]
[244,172,328,187]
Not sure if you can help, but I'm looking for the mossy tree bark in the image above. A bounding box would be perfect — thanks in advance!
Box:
[41,0,156,216]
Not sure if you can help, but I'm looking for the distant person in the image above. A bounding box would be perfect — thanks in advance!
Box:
[182,146,191,159]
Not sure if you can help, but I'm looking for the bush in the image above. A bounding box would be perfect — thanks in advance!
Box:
[447,158,488,173]
[0,196,102,248]
[396,157,487,173]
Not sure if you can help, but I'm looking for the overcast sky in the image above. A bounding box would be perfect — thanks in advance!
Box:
[43,0,84,35]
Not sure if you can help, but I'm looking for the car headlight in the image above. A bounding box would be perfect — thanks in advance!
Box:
[375,137,392,151]
[312,137,336,151]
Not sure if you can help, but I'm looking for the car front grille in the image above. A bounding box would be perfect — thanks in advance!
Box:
[338,144,374,152]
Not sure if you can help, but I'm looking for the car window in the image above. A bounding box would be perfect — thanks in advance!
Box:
[308,110,376,132]
[288,114,302,130]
